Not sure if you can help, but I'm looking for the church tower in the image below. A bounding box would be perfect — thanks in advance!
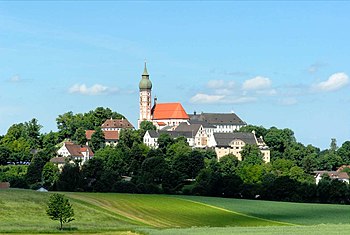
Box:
[138,62,152,128]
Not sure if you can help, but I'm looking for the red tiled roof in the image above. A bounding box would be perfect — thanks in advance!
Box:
[85,130,95,140]
[50,157,68,163]
[85,130,119,141]
[151,103,189,120]
[102,118,134,129]
[64,142,94,157]
[103,131,119,140]
[157,122,166,126]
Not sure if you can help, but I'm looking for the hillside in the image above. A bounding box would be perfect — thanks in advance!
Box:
[1,189,350,234]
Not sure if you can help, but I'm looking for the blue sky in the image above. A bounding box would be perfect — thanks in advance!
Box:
[0,2,349,149]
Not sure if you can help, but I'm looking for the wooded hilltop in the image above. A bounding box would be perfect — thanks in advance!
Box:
[1,107,350,204]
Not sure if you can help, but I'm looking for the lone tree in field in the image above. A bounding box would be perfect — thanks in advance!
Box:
[46,193,75,230]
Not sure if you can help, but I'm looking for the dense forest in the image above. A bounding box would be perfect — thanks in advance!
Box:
[1,107,350,204]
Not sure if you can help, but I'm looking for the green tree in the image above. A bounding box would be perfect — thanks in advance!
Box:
[157,133,174,153]
[118,129,142,149]
[218,154,239,176]
[26,151,50,188]
[337,141,350,164]
[46,193,75,230]
[90,127,105,151]
[172,149,205,179]
[240,144,264,165]
[73,127,87,145]
[330,138,338,152]
[239,125,268,139]
[42,162,59,190]
[25,118,42,149]
[138,121,156,138]
[56,162,82,191]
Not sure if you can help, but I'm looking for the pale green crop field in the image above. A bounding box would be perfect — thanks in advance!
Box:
[178,195,350,225]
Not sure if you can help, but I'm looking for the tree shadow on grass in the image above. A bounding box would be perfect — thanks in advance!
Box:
[59,227,78,231]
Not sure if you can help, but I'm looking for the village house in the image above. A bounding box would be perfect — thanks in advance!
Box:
[189,112,246,133]
[174,122,208,148]
[314,165,350,184]
[85,118,134,146]
[211,131,270,163]
[51,142,94,169]
[101,118,134,131]
[314,171,350,185]
[143,130,194,148]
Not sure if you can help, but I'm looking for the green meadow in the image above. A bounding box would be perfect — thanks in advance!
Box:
[1,189,350,235]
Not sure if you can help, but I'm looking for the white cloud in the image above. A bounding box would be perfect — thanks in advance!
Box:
[190,93,256,104]
[256,89,277,96]
[69,84,113,95]
[190,93,224,104]
[10,75,21,82]
[307,62,327,74]
[279,97,298,106]
[242,76,271,91]
[313,72,349,92]
[207,80,235,89]
[222,96,257,104]
[207,80,225,89]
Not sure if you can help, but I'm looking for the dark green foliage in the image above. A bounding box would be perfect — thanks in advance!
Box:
[193,168,222,196]
[157,133,175,153]
[0,165,28,188]
[42,162,59,190]
[90,127,105,152]
[46,193,74,230]
[240,144,264,165]
[219,154,239,176]
[56,107,124,140]
[73,127,87,145]
[139,156,168,184]
[172,149,205,179]
[118,129,142,148]
[26,151,50,187]
[221,174,243,198]
[337,141,350,164]
[113,181,138,193]
[138,121,156,138]
[239,125,268,139]
[57,162,82,192]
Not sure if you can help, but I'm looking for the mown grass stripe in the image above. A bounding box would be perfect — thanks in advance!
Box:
[175,197,297,226]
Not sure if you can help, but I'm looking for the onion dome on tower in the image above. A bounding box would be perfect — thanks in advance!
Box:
[139,62,152,90]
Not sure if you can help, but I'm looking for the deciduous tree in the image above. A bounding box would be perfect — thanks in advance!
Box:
[46,193,74,230]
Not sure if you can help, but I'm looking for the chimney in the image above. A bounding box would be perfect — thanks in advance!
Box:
[154,97,157,104]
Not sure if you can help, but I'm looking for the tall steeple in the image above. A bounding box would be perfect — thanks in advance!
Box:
[142,62,149,76]
[138,62,152,128]
[139,62,152,90]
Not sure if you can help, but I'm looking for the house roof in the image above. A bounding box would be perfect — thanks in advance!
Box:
[189,112,246,126]
[50,157,68,164]
[214,132,257,147]
[315,171,350,180]
[188,120,215,128]
[151,103,189,120]
[175,122,202,134]
[146,130,193,139]
[63,142,94,157]
[85,130,119,140]
[101,118,134,129]
[337,165,350,172]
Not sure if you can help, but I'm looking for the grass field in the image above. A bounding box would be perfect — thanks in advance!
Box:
[179,195,350,225]
[1,189,350,234]
[67,192,283,228]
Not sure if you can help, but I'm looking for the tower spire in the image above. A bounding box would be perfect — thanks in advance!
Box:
[143,60,149,76]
